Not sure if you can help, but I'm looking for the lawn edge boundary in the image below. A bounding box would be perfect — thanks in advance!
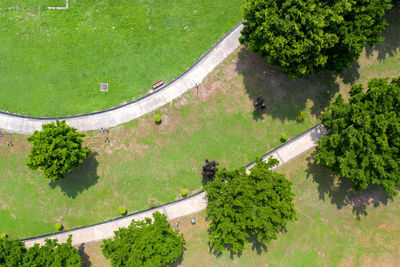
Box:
[22,124,326,247]
[0,23,244,134]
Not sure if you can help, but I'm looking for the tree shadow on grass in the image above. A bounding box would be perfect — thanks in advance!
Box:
[168,247,186,266]
[237,6,400,113]
[79,246,92,267]
[305,151,392,219]
[207,230,276,259]
[49,152,100,198]
[365,6,400,62]
[236,48,340,122]
[340,6,400,85]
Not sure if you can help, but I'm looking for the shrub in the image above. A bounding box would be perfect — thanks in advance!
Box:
[296,111,306,123]
[253,96,266,111]
[154,114,162,124]
[181,189,188,197]
[119,206,127,215]
[54,223,63,231]
[202,159,219,182]
[0,232,8,238]
[281,134,288,143]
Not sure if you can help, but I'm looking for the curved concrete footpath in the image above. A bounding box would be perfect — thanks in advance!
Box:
[22,124,326,247]
[0,24,244,134]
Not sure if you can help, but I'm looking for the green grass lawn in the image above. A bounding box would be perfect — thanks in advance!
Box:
[1,7,400,238]
[81,151,400,267]
[0,0,243,116]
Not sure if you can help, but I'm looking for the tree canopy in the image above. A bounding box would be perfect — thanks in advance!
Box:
[316,77,400,196]
[0,236,81,266]
[241,0,392,78]
[27,120,90,181]
[101,211,185,267]
[204,158,296,254]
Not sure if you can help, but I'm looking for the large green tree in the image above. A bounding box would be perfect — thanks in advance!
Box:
[241,0,392,78]
[102,212,184,267]
[0,236,81,266]
[27,120,90,181]
[316,77,400,196]
[204,158,296,254]
[0,237,26,266]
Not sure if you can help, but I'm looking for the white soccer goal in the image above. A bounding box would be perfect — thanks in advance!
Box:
[48,0,69,10]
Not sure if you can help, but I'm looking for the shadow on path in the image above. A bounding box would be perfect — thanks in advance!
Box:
[49,152,100,198]
[305,152,392,219]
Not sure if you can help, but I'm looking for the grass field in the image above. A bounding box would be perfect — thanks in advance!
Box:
[0,0,243,116]
[0,7,400,238]
[80,151,400,267]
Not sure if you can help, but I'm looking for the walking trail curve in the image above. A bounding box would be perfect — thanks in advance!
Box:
[22,124,326,247]
[0,24,244,134]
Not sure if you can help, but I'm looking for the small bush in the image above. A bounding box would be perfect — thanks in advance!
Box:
[181,189,188,197]
[202,159,219,182]
[154,114,162,124]
[253,96,266,111]
[54,223,63,231]
[119,206,127,215]
[296,111,306,123]
[281,134,288,143]
[0,232,8,238]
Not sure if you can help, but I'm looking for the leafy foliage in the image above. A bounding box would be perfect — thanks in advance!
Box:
[154,114,162,124]
[201,159,219,182]
[241,0,392,78]
[0,237,26,266]
[296,111,306,123]
[54,223,63,231]
[281,133,288,143]
[316,77,400,196]
[204,158,296,253]
[0,236,81,266]
[27,120,90,181]
[102,211,184,267]
[118,206,127,215]
[23,236,82,267]
[180,189,188,197]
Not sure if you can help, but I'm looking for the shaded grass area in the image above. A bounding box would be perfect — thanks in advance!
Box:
[80,151,400,267]
[1,8,400,237]
[0,0,243,116]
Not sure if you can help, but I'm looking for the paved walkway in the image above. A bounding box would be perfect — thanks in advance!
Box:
[0,24,244,134]
[22,124,326,247]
